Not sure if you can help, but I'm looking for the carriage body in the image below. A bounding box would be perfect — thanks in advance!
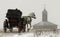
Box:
[3,9,25,32]
[6,9,22,27]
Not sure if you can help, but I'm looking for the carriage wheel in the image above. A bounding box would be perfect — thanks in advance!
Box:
[3,26,7,32]
[18,26,22,33]
[3,19,8,32]
[18,24,23,33]
[18,21,22,33]
[18,27,20,33]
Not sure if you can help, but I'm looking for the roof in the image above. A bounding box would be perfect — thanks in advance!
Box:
[33,21,57,29]
[6,9,22,18]
[34,21,57,26]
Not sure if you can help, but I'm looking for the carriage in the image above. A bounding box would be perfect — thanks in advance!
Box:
[3,8,26,33]
[3,8,36,33]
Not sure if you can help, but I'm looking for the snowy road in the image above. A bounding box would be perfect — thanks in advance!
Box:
[0,33,18,37]
[0,32,34,37]
[0,30,60,37]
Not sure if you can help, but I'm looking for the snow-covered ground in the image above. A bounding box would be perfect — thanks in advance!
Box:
[0,28,60,37]
[0,30,60,37]
[0,32,34,37]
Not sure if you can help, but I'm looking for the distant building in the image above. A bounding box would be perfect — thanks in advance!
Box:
[32,8,57,31]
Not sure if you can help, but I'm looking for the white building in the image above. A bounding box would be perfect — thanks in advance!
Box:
[32,8,57,31]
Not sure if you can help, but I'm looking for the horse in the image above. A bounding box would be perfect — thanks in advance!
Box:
[22,12,36,32]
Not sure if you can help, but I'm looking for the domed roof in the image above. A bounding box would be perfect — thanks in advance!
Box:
[34,21,57,26]
[33,21,57,30]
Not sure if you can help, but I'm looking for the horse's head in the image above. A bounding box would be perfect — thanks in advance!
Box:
[29,12,36,19]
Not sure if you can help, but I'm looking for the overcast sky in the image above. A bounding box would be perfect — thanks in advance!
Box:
[0,0,60,29]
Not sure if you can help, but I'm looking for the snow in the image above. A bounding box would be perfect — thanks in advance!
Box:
[0,30,60,37]
[13,32,34,37]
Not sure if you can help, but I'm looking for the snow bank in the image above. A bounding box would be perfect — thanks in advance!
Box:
[13,33,34,37]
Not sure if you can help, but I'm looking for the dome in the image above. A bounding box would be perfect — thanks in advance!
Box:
[33,21,57,30]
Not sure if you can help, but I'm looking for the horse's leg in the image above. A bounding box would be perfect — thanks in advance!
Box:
[27,23,31,32]
[26,23,28,29]
[27,24,29,32]
[30,23,32,29]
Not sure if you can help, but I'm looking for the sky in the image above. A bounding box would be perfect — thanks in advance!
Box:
[0,0,60,29]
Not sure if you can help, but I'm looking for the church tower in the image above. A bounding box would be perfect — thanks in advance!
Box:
[42,8,47,21]
[33,5,57,31]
